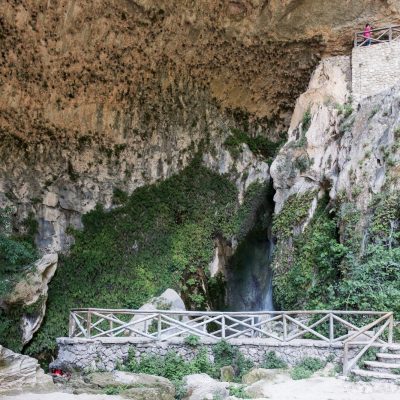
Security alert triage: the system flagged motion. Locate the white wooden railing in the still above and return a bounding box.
[354,25,400,47]
[69,309,395,375]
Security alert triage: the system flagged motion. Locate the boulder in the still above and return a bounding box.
[244,371,290,399]
[183,373,229,400]
[242,368,289,385]
[0,345,54,394]
[1,253,58,344]
[127,288,186,337]
[220,365,235,382]
[83,371,175,400]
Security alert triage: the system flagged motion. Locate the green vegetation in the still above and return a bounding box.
[272,190,400,319]
[262,351,287,369]
[335,102,353,118]
[224,128,287,163]
[25,161,266,361]
[123,341,252,398]
[273,197,346,309]
[0,208,39,352]
[290,357,325,380]
[103,385,128,395]
[272,191,316,240]
[302,109,312,133]
[184,334,201,347]
[212,340,253,380]
[228,385,248,398]
[125,348,214,381]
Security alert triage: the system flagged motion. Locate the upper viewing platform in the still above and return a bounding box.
[352,25,400,104]
[354,25,400,47]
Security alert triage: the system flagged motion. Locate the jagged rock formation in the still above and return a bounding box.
[0,253,58,347]
[270,54,400,309]
[0,345,54,393]
[1,0,399,253]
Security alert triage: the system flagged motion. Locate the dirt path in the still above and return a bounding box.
[2,378,399,400]
[259,377,400,400]
[0,394,122,400]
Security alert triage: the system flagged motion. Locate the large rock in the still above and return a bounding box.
[83,371,175,400]
[1,253,58,345]
[128,289,186,337]
[242,368,290,385]
[183,373,229,400]
[0,345,54,394]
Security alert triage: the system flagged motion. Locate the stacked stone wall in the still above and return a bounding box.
[53,338,356,372]
[352,41,400,104]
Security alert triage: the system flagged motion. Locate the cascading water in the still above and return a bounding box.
[225,184,275,312]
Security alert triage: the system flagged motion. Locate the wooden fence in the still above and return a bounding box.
[68,309,395,375]
[354,25,400,47]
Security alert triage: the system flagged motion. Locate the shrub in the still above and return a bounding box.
[125,347,214,382]
[290,357,325,380]
[262,351,287,369]
[224,128,287,163]
[229,385,248,398]
[213,340,253,380]
[184,334,201,347]
[302,109,312,133]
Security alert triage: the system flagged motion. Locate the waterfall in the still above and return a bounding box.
[226,232,274,311]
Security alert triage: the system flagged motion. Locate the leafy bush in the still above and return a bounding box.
[25,160,269,361]
[212,340,253,380]
[262,351,287,369]
[229,385,248,398]
[0,208,39,352]
[302,110,312,133]
[184,334,200,347]
[224,128,287,163]
[290,357,325,380]
[125,347,214,381]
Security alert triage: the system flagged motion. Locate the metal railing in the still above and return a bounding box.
[354,25,400,47]
[68,308,395,375]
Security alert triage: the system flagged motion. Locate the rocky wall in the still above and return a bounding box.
[53,338,354,372]
[352,41,400,104]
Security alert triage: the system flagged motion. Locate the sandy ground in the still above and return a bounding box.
[0,394,123,400]
[264,377,400,400]
[1,378,399,400]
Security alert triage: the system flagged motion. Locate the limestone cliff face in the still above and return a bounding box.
[1,0,400,252]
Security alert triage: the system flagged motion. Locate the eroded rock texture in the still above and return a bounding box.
[1,0,399,252]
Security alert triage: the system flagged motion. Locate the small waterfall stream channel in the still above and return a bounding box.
[226,183,275,312]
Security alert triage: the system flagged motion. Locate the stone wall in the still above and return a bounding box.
[352,41,400,104]
[53,338,356,372]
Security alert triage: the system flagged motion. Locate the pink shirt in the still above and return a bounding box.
[364,26,372,38]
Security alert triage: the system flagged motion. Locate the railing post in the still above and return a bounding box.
[354,32,358,48]
[69,312,75,337]
[389,26,393,42]
[283,314,287,342]
[157,314,161,341]
[329,313,334,344]
[343,342,349,376]
[388,313,394,345]
[87,311,92,338]
[222,315,226,339]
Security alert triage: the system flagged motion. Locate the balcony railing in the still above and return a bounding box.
[354,25,400,47]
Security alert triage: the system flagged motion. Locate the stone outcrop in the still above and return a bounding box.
[182,373,229,400]
[0,253,58,345]
[0,345,54,394]
[79,371,175,400]
[271,54,400,232]
[1,0,399,253]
